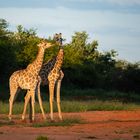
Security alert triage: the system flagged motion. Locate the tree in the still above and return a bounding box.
[0,19,16,81]
[83,40,99,61]
[0,19,11,39]
[64,31,99,67]
[12,25,40,68]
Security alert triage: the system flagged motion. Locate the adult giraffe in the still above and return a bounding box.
[39,33,64,121]
[9,40,54,121]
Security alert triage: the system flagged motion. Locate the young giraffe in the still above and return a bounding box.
[9,40,53,121]
[39,33,64,121]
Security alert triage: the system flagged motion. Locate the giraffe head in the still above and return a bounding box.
[37,40,53,50]
[53,33,64,46]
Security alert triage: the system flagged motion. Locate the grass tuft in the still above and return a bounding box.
[36,135,48,140]
[0,132,4,134]
[32,117,83,127]
[84,136,98,139]
[133,134,140,139]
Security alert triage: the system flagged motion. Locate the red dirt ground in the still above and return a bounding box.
[0,111,140,140]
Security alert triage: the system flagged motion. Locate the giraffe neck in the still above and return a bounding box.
[27,46,45,75]
[41,56,57,73]
[39,56,57,85]
[39,48,63,85]
[54,48,64,70]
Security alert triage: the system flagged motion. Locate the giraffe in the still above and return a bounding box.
[9,40,54,121]
[39,33,64,121]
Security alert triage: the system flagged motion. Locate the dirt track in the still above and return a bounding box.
[0,111,140,140]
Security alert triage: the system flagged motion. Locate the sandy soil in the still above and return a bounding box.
[0,111,140,140]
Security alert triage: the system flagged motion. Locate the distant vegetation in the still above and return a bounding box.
[0,18,140,101]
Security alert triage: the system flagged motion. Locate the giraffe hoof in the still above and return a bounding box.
[22,115,25,120]
[8,115,12,121]
[43,116,46,120]
[60,117,63,121]
[50,118,54,122]
[21,119,27,123]
[32,116,35,121]
[50,119,55,122]
[59,115,63,120]
[50,117,54,122]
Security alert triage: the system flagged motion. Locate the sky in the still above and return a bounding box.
[0,0,140,62]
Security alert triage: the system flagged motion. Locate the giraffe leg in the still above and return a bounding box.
[37,79,46,120]
[56,80,62,120]
[56,71,64,120]
[22,90,31,120]
[49,81,55,121]
[31,90,35,121]
[9,84,18,120]
[9,94,15,120]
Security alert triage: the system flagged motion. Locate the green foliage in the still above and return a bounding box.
[64,31,87,67]
[112,62,140,92]
[0,19,10,38]
[12,25,40,67]
[0,19,140,102]
[0,19,17,81]
[64,31,99,67]
[0,19,8,29]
